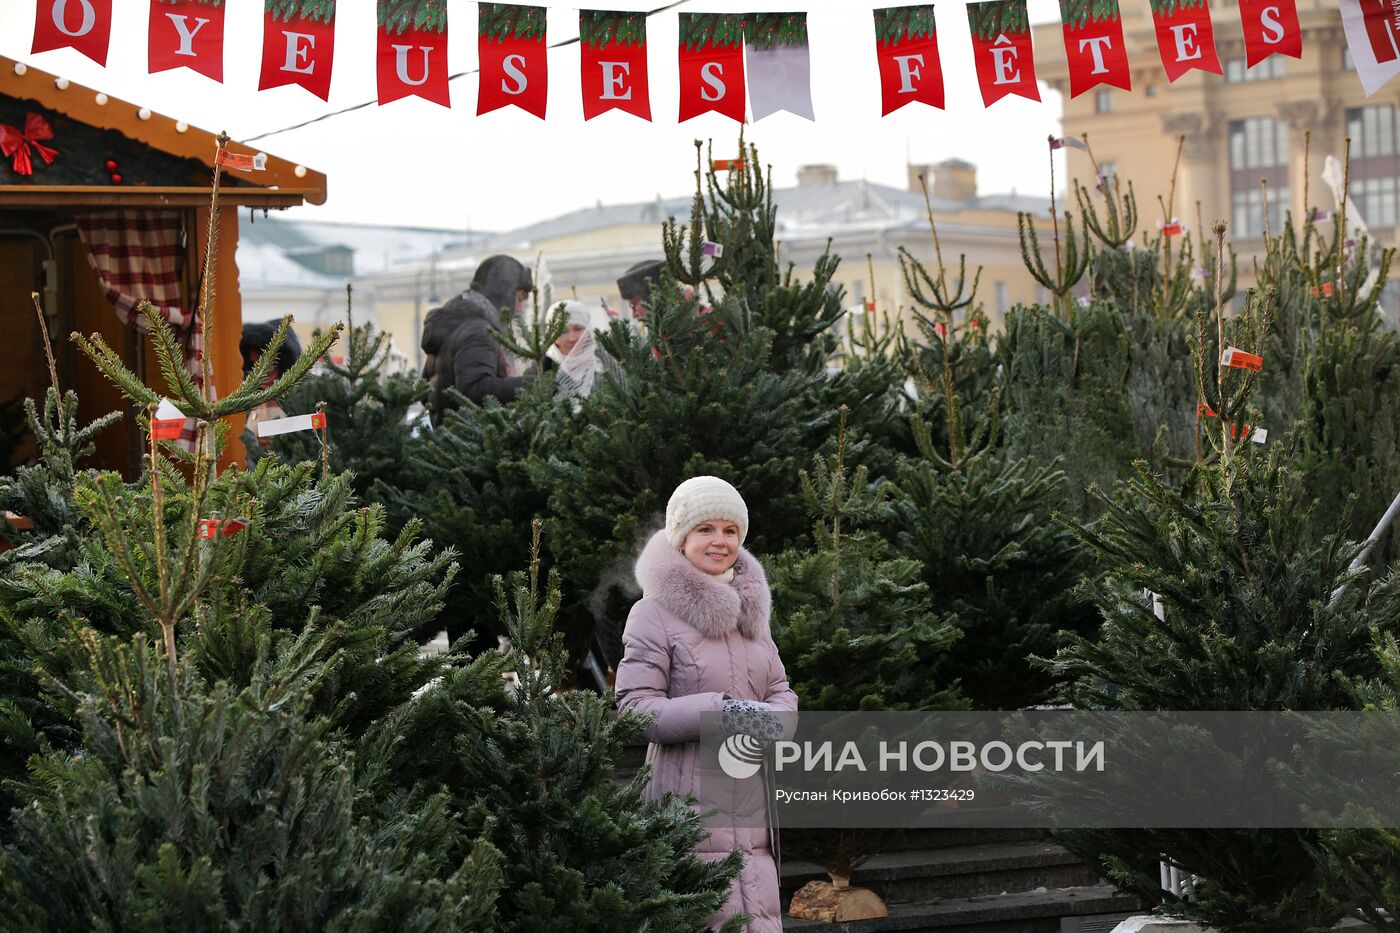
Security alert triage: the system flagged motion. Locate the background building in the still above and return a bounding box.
[1033,0,1399,268]
[239,159,1052,367]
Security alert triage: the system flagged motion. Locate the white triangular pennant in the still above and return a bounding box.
[745,42,814,121]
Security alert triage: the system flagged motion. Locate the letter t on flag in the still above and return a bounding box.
[1059,0,1130,96]
[32,0,113,66]
[874,5,944,115]
[376,0,451,106]
[966,0,1040,106]
[148,0,225,81]
[678,13,746,122]
[580,10,651,120]
[259,0,336,101]
[478,3,548,118]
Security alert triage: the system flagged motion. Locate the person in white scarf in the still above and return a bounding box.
[545,300,623,400]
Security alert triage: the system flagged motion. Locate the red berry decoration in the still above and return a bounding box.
[109,173,123,185]
[104,159,117,172]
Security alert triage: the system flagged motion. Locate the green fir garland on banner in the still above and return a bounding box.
[158,0,222,7]
[579,10,647,49]
[266,0,335,24]
[966,0,1030,41]
[1059,0,1121,28]
[744,12,808,50]
[678,13,745,51]
[479,3,546,42]
[377,0,446,35]
[1148,0,1206,13]
[873,5,936,46]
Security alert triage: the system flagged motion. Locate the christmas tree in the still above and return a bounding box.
[1041,275,1392,930]
[252,290,431,501]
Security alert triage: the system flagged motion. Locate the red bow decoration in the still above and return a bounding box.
[0,113,59,177]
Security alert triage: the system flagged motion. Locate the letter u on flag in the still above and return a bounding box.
[967,0,1040,106]
[32,0,113,66]
[478,3,548,117]
[745,12,814,121]
[1059,0,1130,96]
[580,10,651,120]
[679,13,746,123]
[148,0,225,81]
[1150,0,1221,82]
[377,0,450,106]
[259,0,336,101]
[874,5,944,115]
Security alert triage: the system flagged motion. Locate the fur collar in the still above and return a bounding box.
[634,530,771,640]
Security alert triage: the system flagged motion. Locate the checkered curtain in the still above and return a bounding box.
[75,210,205,448]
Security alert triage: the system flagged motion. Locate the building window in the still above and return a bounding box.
[995,281,1008,315]
[1346,106,1400,227]
[1145,84,1158,97]
[1095,89,1114,114]
[1225,57,1285,83]
[1344,48,1355,71]
[1228,117,1290,237]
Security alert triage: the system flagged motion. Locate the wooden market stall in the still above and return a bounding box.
[0,54,327,475]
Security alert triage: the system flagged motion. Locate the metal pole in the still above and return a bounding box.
[1330,488,1400,607]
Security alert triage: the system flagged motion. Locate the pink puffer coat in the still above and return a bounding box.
[616,530,799,933]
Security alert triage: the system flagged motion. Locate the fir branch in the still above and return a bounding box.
[678,12,746,51]
[266,0,336,25]
[744,12,808,51]
[1148,0,1205,15]
[377,0,446,36]
[479,3,546,42]
[579,10,647,49]
[966,0,1030,41]
[1059,0,1120,29]
[874,5,936,46]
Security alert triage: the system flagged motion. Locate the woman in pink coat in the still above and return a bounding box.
[615,476,799,933]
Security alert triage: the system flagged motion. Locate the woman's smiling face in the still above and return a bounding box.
[682,520,741,575]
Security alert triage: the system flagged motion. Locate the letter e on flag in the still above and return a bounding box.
[259,7,336,100]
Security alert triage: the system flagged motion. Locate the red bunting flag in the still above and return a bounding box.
[259,0,336,101]
[1060,0,1130,97]
[148,0,224,81]
[967,0,1040,107]
[580,10,650,121]
[478,3,547,118]
[377,0,451,107]
[1238,0,1302,67]
[1150,0,1221,82]
[678,13,746,123]
[32,0,113,66]
[874,5,944,114]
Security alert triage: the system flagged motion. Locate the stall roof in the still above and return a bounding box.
[0,55,326,209]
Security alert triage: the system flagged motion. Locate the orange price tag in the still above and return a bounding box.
[711,158,745,171]
[1220,347,1263,372]
[311,412,327,430]
[216,150,267,173]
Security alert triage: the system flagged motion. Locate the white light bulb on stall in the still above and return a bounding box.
[54,77,69,90]
[137,108,152,121]
[95,93,108,105]
[13,63,27,76]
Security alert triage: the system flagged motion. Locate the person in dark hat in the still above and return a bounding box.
[616,259,666,321]
[240,321,303,379]
[421,254,535,424]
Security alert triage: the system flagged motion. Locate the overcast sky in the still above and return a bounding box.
[1,0,1067,233]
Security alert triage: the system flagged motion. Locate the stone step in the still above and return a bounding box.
[781,884,1141,933]
[780,841,1102,904]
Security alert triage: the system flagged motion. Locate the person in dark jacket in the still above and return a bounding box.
[616,259,666,321]
[240,321,303,377]
[421,255,534,424]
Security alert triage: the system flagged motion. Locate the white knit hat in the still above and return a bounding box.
[665,476,749,549]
